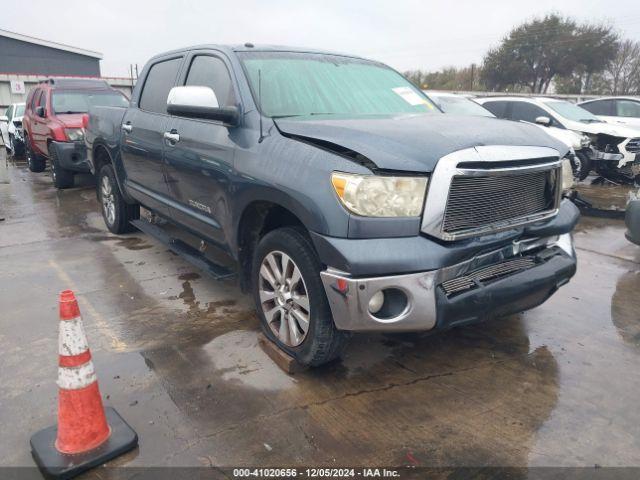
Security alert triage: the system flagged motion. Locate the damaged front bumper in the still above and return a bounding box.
[591,149,624,162]
[50,141,90,173]
[320,234,576,332]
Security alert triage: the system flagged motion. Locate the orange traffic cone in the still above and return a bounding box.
[30,290,137,479]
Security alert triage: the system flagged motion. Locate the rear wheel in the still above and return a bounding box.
[252,227,348,366]
[97,163,139,234]
[25,136,46,172]
[49,145,74,189]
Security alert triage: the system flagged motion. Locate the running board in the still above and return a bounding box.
[130,219,235,280]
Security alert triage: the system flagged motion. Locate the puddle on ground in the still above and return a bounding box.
[178,272,201,281]
[89,235,154,250]
[611,270,640,347]
[575,181,638,211]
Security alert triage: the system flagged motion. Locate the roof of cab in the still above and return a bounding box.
[148,44,372,62]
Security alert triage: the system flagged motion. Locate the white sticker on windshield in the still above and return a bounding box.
[392,87,427,106]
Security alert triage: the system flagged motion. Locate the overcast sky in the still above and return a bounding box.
[3,0,640,77]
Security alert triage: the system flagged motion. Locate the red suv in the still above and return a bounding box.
[23,78,129,189]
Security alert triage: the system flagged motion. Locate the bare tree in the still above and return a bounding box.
[606,39,640,94]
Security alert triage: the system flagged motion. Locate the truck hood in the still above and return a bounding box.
[55,113,85,129]
[275,114,568,172]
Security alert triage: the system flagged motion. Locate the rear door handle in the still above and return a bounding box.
[163,131,180,145]
[121,123,132,133]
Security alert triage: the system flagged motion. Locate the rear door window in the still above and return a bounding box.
[481,101,509,118]
[581,100,613,116]
[139,58,183,114]
[184,55,236,107]
[616,100,640,118]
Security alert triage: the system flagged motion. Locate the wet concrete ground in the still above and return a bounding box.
[1,151,640,476]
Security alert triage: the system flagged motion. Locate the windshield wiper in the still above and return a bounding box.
[271,112,335,119]
[581,118,603,123]
[56,111,86,114]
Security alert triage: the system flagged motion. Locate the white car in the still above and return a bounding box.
[0,103,26,157]
[477,96,640,181]
[431,93,588,179]
[578,97,640,129]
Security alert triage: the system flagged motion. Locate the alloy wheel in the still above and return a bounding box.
[101,175,116,226]
[258,250,310,347]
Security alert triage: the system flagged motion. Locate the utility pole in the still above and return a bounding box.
[470,63,476,91]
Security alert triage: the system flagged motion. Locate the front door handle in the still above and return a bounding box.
[121,123,132,133]
[163,131,180,145]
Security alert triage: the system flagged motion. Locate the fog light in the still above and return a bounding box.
[368,290,384,314]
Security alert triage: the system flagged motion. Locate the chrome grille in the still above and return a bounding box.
[441,256,537,297]
[627,138,640,154]
[442,169,558,235]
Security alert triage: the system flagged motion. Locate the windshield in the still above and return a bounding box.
[15,104,25,117]
[239,52,439,118]
[52,90,129,114]
[429,95,494,117]
[542,100,602,123]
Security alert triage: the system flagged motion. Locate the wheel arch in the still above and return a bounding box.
[93,143,135,203]
[235,200,309,292]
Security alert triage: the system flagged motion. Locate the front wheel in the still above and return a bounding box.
[252,227,348,367]
[97,163,139,234]
[572,151,592,181]
[25,137,46,172]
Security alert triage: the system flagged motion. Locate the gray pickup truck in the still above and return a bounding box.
[85,44,579,366]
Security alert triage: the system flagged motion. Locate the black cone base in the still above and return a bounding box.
[30,407,138,480]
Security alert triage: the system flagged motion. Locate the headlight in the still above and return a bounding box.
[331,172,428,217]
[65,128,84,142]
[561,158,575,192]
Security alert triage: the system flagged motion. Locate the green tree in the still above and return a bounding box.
[571,24,619,93]
[481,14,578,93]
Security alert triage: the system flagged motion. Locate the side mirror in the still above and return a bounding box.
[36,106,46,118]
[535,115,551,127]
[166,86,238,125]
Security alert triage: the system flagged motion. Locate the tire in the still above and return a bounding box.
[49,144,74,189]
[97,163,139,234]
[25,137,46,172]
[572,151,591,181]
[252,227,348,366]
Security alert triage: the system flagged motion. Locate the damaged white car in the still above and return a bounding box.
[478,97,640,183]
